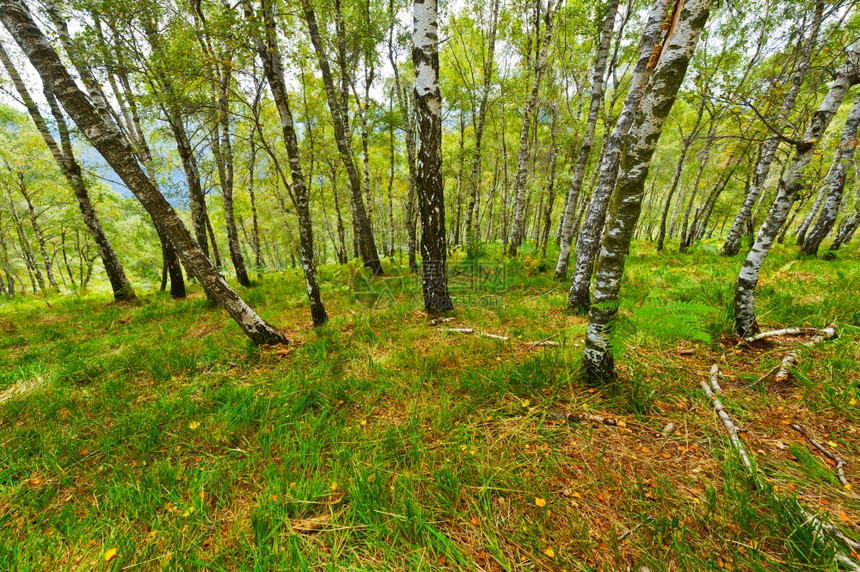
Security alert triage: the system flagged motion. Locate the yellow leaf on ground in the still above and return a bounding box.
[543,548,555,558]
[188,421,200,430]
[104,548,118,562]
[535,497,546,507]
[330,481,338,491]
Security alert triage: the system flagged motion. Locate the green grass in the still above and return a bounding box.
[1,240,859,570]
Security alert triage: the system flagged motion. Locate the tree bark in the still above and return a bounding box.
[413,0,453,313]
[302,0,383,276]
[734,45,860,334]
[554,0,619,274]
[583,0,711,383]
[246,0,328,326]
[567,0,671,312]
[0,42,136,301]
[721,0,824,256]
[508,0,561,257]
[464,0,500,247]
[0,0,288,344]
[800,90,860,255]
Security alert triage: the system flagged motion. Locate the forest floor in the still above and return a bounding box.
[1,239,859,571]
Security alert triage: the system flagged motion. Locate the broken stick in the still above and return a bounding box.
[700,364,753,472]
[791,423,851,490]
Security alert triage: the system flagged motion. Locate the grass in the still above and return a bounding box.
[0,239,859,570]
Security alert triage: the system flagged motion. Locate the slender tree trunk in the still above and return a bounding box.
[211,64,251,287]
[509,0,561,257]
[246,0,328,326]
[302,0,382,276]
[413,0,453,312]
[721,0,824,256]
[248,122,263,269]
[541,103,560,258]
[567,0,670,312]
[0,41,135,300]
[800,90,860,255]
[734,45,860,334]
[464,0,500,246]
[554,0,620,274]
[0,0,288,344]
[583,0,711,383]
[831,207,859,250]
[680,122,717,250]
[205,213,223,269]
[387,0,419,271]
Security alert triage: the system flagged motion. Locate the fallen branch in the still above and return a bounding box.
[700,364,753,472]
[531,340,560,347]
[428,317,455,326]
[445,328,509,340]
[774,351,799,383]
[445,327,561,346]
[701,366,860,568]
[564,412,627,428]
[745,327,825,343]
[791,423,851,490]
[560,411,667,439]
[618,516,654,542]
[804,327,838,346]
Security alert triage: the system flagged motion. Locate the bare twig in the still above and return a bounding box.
[791,423,851,490]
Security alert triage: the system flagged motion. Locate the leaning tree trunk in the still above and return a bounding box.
[246,0,328,326]
[554,0,619,275]
[413,0,453,313]
[583,0,711,384]
[734,45,860,335]
[463,0,499,246]
[540,103,560,258]
[387,0,419,271]
[211,64,251,287]
[721,0,824,256]
[800,90,860,256]
[508,0,561,257]
[831,208,860,250]
[0,41,134,300]
[566,0,671,313]
[0,0,288,345]
[656,124,696,252]
[302,0,382,276]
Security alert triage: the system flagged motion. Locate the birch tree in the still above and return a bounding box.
[0,0,288,345]
[799,90,860,256]
[0,41,135,301]
[734,43,860,335]
[413,0,453,312]
[554,0,619,276]
[508,0,560,257]
[583,0,712,383]
[301,0,383,276]
[244,0,328,326]
[720,0,824,256]
[566,0,670,313]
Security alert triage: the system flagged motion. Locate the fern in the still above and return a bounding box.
[633,299,719,345]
